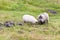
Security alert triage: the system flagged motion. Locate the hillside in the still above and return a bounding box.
[0,0,60,40]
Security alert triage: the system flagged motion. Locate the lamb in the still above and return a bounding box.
[38,12,49,24]
[22,14,38,24]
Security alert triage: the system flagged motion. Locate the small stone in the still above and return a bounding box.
[17,22,23,26]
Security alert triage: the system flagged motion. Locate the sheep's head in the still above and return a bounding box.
[38,14,46,24]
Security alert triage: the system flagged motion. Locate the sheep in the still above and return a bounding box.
[38,12,49,24]
[22,14,38,24]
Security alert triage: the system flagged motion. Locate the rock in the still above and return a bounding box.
[17,22,23,26]
[4,21,15,27]
[47,9,56,14]
[9,21,15,26]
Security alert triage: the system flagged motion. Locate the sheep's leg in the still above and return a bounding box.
[24,21,26,23]
[45,20,48,24]
[47,20,48,23]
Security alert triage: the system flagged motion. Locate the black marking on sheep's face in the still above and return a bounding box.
[40,21,45,24]
[39,16,43,19]
[38,20,45,24]
[39,20,48,25]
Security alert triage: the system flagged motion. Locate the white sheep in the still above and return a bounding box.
[38,12,49,24]
[22,14,38,24]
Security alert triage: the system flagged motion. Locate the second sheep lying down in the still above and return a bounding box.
[38,12,49,24]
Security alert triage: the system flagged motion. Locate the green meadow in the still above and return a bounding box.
[0,0,60,40]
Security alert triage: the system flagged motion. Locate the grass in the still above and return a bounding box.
[0,0,60,40]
